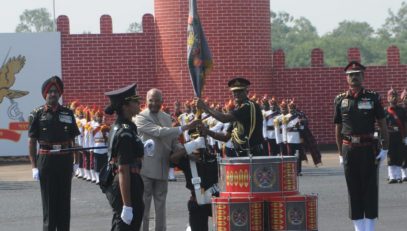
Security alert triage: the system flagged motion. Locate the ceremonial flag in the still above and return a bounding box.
[187,0,213,98]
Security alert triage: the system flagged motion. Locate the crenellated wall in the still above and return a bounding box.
[272,46,407,144]
[57,14,156,108]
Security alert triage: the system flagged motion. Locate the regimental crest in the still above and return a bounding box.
[287,206,305,226]
[231,208,248,227]
[253,166,276,188]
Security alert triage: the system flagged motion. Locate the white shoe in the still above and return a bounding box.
[77,168,84,178]
[353,219,365,231]
[85,170,92,181]
[90,170,97,182]
[185,224,191,231]
[365,218,376,231]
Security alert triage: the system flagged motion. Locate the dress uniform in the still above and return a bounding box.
[283,100,306,175]
[226,78,264,156]
[334,61,389,231]
[28,76,80,231]
[91,109,110,184]
[261,96,271,155]
[274,100,289,155]
[400,89,407,181]
[265,97,281,156]
[175,139,219,231]
[104,83,145,231]
[384,88,407,183]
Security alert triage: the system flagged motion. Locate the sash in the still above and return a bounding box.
[387,107,405,137]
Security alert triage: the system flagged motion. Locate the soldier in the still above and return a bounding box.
[261,95,271,155]
[170,133,219,231]
[28,76,80,231]
[222,100,236,157]
[168,100,183,181]
[103,83,145,230]
[195,77,264,156]
[90,109,110,184]
[283,100,307,176]
[178,101,195,143]
[266,97,281,156]
[274,100,289,155]
[75,105,87,178]
[334,61,389,231]
[384,88,407,183]
[400,89,407,181]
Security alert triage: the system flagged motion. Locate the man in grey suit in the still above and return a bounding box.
[134,88,202,231]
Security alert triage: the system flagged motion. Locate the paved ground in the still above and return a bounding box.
[1,153,407,230]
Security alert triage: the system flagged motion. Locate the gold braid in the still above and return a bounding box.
[231,101,256,144]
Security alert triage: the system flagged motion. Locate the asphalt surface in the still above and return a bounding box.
[1,154,407,231]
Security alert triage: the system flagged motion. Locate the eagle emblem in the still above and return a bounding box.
[0,55,27,104]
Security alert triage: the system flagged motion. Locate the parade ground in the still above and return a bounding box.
[1,152,406,231]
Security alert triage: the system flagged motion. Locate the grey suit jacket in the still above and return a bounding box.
[134,109,183,180]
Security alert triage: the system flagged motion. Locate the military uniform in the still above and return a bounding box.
[227,98,264,156]
[104,83,144,231]
[334,62,386,221]
[265,99,281,156]
[283,101,306,175]
[28,76,80,231]
[176,148,219,231]
[384,88,407,183]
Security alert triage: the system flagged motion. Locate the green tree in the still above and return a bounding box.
[381,1,407,39]
[15,8,54,32]
[127,22,142,33]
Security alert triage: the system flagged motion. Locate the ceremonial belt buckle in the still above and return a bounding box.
[351,136,360,144]
[52,145,62,150]
[191,177,201,185]
[394,126,399,131]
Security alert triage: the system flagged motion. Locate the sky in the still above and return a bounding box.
[1,0,404,35]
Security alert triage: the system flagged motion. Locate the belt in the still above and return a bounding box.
[287,127,299,132]
[38,149,71,155]
[342,134,373,143]
[114,167,140,175]
[387,126,400,132]
[266,125,275,131]
[342,140,372,147]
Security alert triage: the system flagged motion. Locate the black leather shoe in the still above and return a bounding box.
[403,177,407,182]
[388,179,398,184]
[397,179,403,184]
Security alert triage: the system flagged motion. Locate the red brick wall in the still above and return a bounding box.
[272,46,407,144]
[57,14,156,110]
[154,0,273,104]
[57,2,407,144]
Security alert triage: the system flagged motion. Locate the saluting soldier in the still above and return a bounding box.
[195,77,264,156]
[334,61,389,231]
[274,100,289,155]
[28,76,80,231]
[384,88,407,183]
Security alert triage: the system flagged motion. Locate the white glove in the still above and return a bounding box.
[376,149,388,166]
[339,156,344,166]
[404,137,407,145]
[144,139,155,157]
[184,137,206,155]
[121,205,133,225]
[32,168,39,181]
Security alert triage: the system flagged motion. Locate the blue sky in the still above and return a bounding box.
[2,0,403,35]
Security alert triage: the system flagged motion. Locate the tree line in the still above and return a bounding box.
[271,2,407,67]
